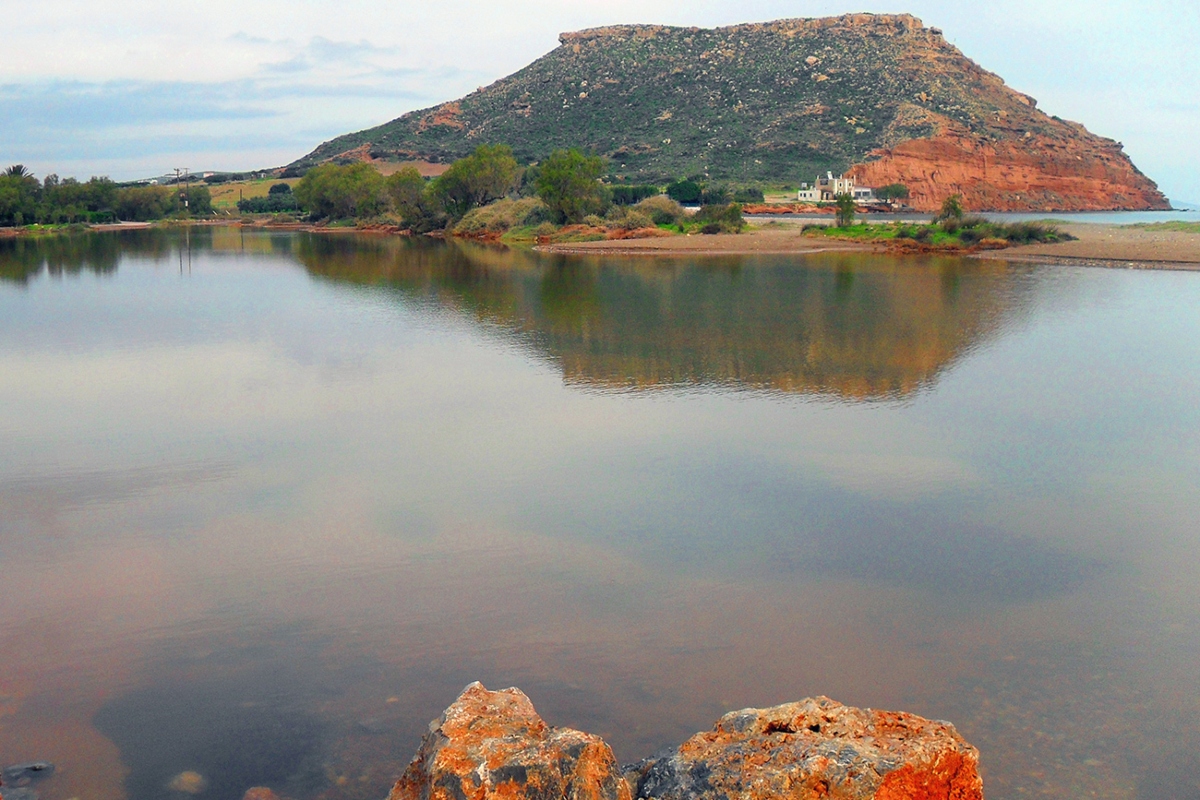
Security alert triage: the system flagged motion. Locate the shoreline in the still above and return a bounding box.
[5,219,1199,272]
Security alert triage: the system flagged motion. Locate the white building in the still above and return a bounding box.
[798,172,874,202]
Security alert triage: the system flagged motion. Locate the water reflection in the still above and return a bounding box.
[1,230,1199,800]
[294,235,1034,400]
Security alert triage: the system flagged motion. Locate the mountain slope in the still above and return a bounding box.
[295,14,1168,212]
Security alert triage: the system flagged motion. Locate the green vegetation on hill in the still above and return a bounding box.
[294,14,1104,185]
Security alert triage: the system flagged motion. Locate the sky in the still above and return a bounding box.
[3,0,1198,203]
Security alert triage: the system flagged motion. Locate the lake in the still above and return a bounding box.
[2,228,1199,800]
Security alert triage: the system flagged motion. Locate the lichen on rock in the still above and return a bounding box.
[386,682,630,800]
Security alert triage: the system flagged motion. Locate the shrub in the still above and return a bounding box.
[582,214,605,227]
[453,197,551,234]
[237,194,301,213]
[732,186,765,204]
[268,182,293,195]
[635,195,686,226]
[700,185,731,205]
[834,193,856,227]
[666,179,702,204]
[937,194,965,222]
[610,185,660,205]
[913,226,933,242]
[876,184,910,202]
[534,221,558,238]
[693,203,745,233]
[604,207,654,230]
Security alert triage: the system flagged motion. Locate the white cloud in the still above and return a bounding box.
[2,0,1197,196]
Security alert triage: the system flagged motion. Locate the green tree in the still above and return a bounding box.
[876,184,910,202]
[535,149,609,224]
[429,144,520,219]
[937,194,964,222]
[834,193,856,227]
[294,163,386,219]
[666,179,702,204]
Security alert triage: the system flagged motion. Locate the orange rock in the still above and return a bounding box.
[387,682,631,800]
[626,697,982,800]
[850,131,1169,213]
[241,788,281,800]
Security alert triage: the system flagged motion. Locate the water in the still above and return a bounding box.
[2,229,1200,800]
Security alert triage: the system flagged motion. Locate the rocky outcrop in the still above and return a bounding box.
[389,687,982,800]
[625,697,982,800]
[848,131,1168,213]
[386,682,630,800]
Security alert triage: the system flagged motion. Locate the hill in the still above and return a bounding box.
[293,14,1168,212]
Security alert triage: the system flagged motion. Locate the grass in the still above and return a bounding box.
[1133,221,1200,233]
[802,218,1072,249]
[207,178,300,211]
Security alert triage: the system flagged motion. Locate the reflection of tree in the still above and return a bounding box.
[297,237,1034,400]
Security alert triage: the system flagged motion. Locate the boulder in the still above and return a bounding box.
[386,682,631,800]
[624,696,982,800]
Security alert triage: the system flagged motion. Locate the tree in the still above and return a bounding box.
[535,149,610,224]
[294,163,386,219]
[937,194,964,222]
[4,165,31,178]
[429,144,520,219]
[385,167,443,232]
[876,184,910,202]
[268,182,293,195]
[834,193,856,227]
[666,179,702,204]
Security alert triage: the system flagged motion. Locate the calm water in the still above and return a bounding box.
[2,229,1199,800]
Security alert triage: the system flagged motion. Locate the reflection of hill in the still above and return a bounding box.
[295,235,1033,400]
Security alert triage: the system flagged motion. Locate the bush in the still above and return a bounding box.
[603,207,654,230]
[635,195,686,226]
[268,182,293,195]
[700,185,731,205]
[582,214,605,227]
[693,203,745,233]
[453,197,551,234]
[732,186,765,204]
[610,185,660,205]
[666,179,702,204]
[876,184,910,202]
[534,221,558,238]
[237,194,301,214]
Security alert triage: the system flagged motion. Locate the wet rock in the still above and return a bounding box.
[386,681,630,800]
[1,766,54,784]
[241,787,281,800]
[167,771,208,794]
[624,696,982,800]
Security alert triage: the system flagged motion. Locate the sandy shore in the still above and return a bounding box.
[997,223,1200,269]
[537,227,873,256]
[539,221,1200,270]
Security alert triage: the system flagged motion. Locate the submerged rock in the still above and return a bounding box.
[167,771,208,794]
[386,682,630,800]
[1,765,54,785]
[624,696,982,800]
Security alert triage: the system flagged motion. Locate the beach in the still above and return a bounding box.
[539,220,1200,269]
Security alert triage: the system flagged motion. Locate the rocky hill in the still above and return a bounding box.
[295,14,1168,212]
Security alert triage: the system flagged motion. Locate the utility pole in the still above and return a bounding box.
[174,168,191,213]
